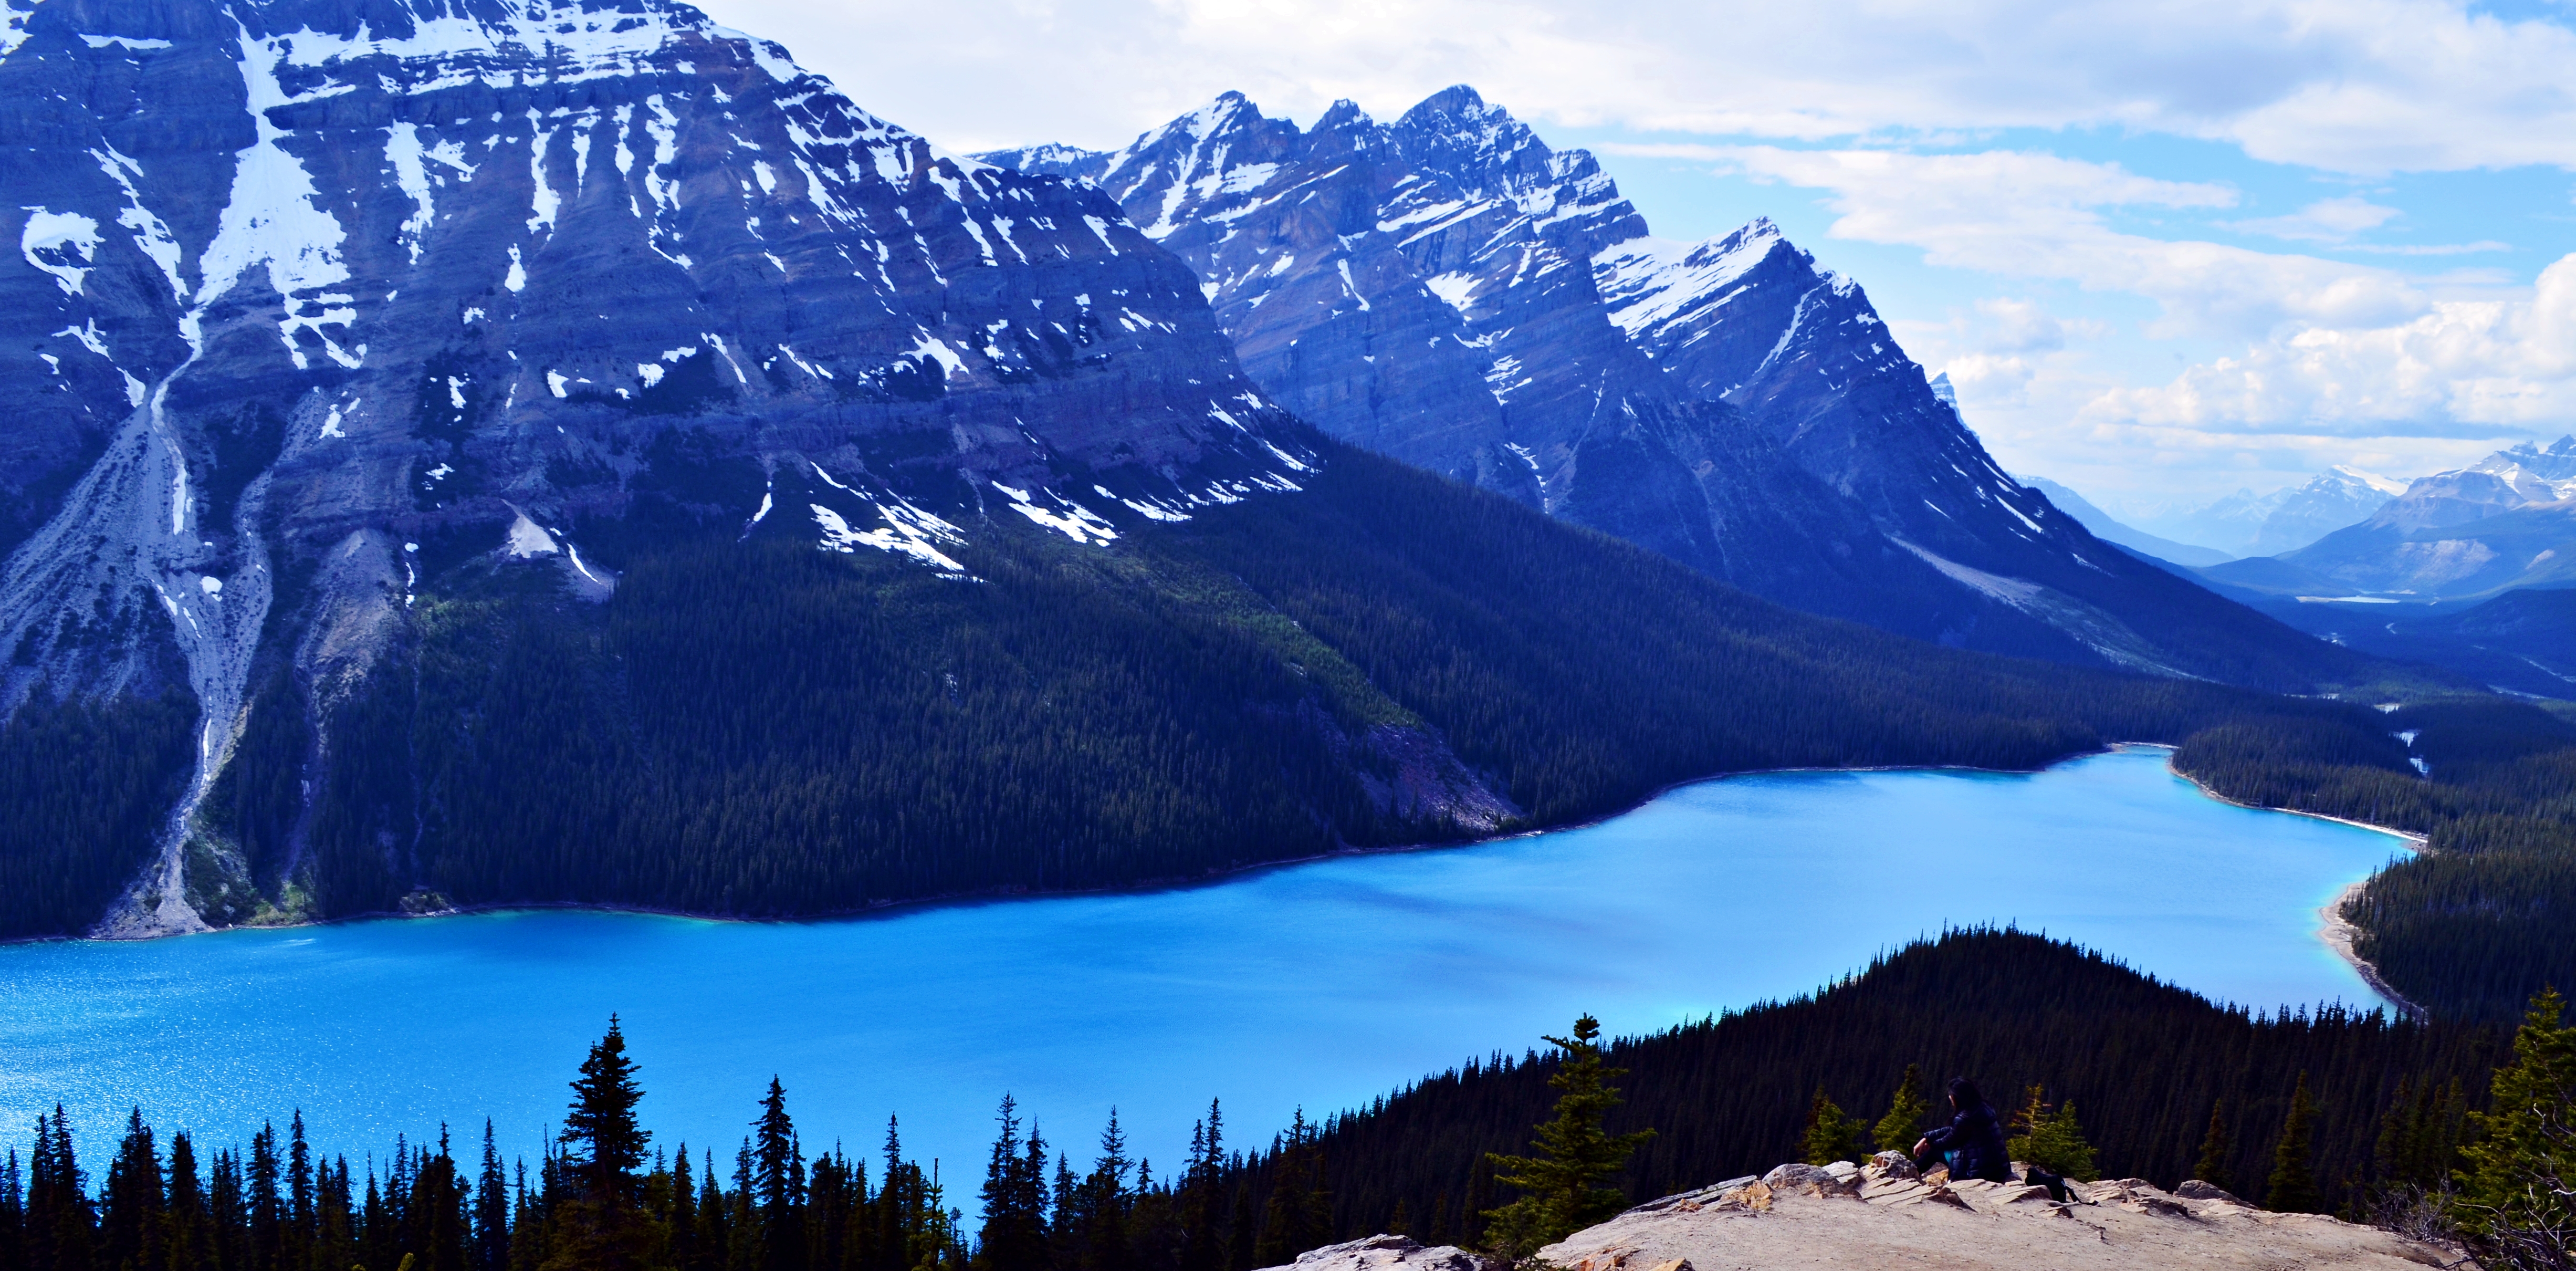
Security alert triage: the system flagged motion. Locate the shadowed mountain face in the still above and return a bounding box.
[0,0,1322,933]
[987,88,2359,689]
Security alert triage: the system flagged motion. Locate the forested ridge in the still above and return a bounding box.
[0,931,2515,1271]
[1214,929,2507,1244]
[2171,695,2576,1020]
[222,442,2394,932]
[7,436,2572,1030]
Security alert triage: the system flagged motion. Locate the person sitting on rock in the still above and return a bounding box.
[1913,1077,2011,1183]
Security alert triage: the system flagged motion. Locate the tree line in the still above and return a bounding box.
[16,929,2576,1271]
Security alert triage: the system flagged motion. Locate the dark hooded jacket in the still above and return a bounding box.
[1922,1101,2010,1182]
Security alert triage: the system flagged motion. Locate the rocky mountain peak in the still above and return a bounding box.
[988,87,2340,684]
[0,0,1318,933]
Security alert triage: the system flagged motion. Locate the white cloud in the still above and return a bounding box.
[2089,251,2576,435]
[2225,195,2400,243]
[1695,144,2427,339]
[699,0,2576,174]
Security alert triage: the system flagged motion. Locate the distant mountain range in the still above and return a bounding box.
[2114,467,2410,558]
[983,88,2350,685]
[2155,439,2576,696]
[2204,439,2576,603]
[2011,475,2235,567]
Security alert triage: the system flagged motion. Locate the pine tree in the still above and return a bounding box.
[1871,1065,1930,1155]
[289,1111,316,1270]
[2191,1100,2233,1190]
[477,1121,512,1271]
[249,1121,282,1271]
[32,1107,96,1271]
[2005,1086,2099,1181]
[1253,1111,1329,1267]
[2265,1071,2323,1213]
[98,1108,163,1271]
[751,1078,806,1271]
[547,1016,654,1270]
[976,1095,1048,1271]
[1180,1101,1226,1271]
[0,1149,25,1271]
[1800,1089,1865,1165]
[1480,1016,1656,1260]
[1074,1111,1132,1271]
[2456,988,2576,1258]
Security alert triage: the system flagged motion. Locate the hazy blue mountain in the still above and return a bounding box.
[2014,475,2236,567]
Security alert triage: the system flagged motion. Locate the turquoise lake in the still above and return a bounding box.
[0,746,2407,1185]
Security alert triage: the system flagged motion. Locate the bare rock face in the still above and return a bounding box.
[985,90,1967,637]
[991,90,2363,690]
[1567,1166,2456,1270]
[1250,1234,1498,1271]
[0,0,1320,934]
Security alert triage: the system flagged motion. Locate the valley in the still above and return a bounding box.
[1,0,2574,1266]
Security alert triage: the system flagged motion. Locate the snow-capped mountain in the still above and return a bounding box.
[2203,439,2576,602]
[0,0,1317,934]
[2139,466,2406,556]
[992,90,1902,619]
[990,88,2338,682]
[2257,467,2410,554]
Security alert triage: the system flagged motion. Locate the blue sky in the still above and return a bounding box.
[701,0,2576,517]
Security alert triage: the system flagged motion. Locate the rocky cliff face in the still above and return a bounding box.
[989,90,1907,623]
[0,0,1318,933]
[989,90,2352,685]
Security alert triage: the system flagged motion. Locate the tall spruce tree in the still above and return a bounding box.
[976,1096,1048,1271]
[1481,1016,1656,1260]
[1872,1066,1931,1155]
[751,1079,805,1271]
[477,1122,511,1271]
[2456,988,2576,1262]
[2191,1100,2233,1190]
[1179,1101,1226,1271]
[548,1016,653,1271]
[2265,1071,2323,1213]
[1253,1111,1329,1268]
[1799,1089,1865,1165]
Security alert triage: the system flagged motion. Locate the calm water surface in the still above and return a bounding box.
[0,747,2406,1180]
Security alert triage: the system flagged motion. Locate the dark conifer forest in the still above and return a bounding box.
[11,438,2576,1024]
[0,932,2509,1271]
[2172,696,2576,1020]
[191,442,2396,930]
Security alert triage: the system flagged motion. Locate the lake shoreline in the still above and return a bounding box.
[59,739,2418,1016]
[66,752,2102,946]
[2154,748,2429,1020]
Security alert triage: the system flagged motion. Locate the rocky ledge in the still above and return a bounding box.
[1261,1155,2458,1271]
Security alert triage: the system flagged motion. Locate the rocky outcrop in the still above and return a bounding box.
[1250,1235,1498,1271]
[988,90,2365,690]
[1537,1160,2456,1270]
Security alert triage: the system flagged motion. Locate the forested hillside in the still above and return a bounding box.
[2174,696,2576,1021]
[185,438,2395,935]
[1219,929,2506,1244]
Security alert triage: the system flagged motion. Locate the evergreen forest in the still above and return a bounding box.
[13,436,2576,1024]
